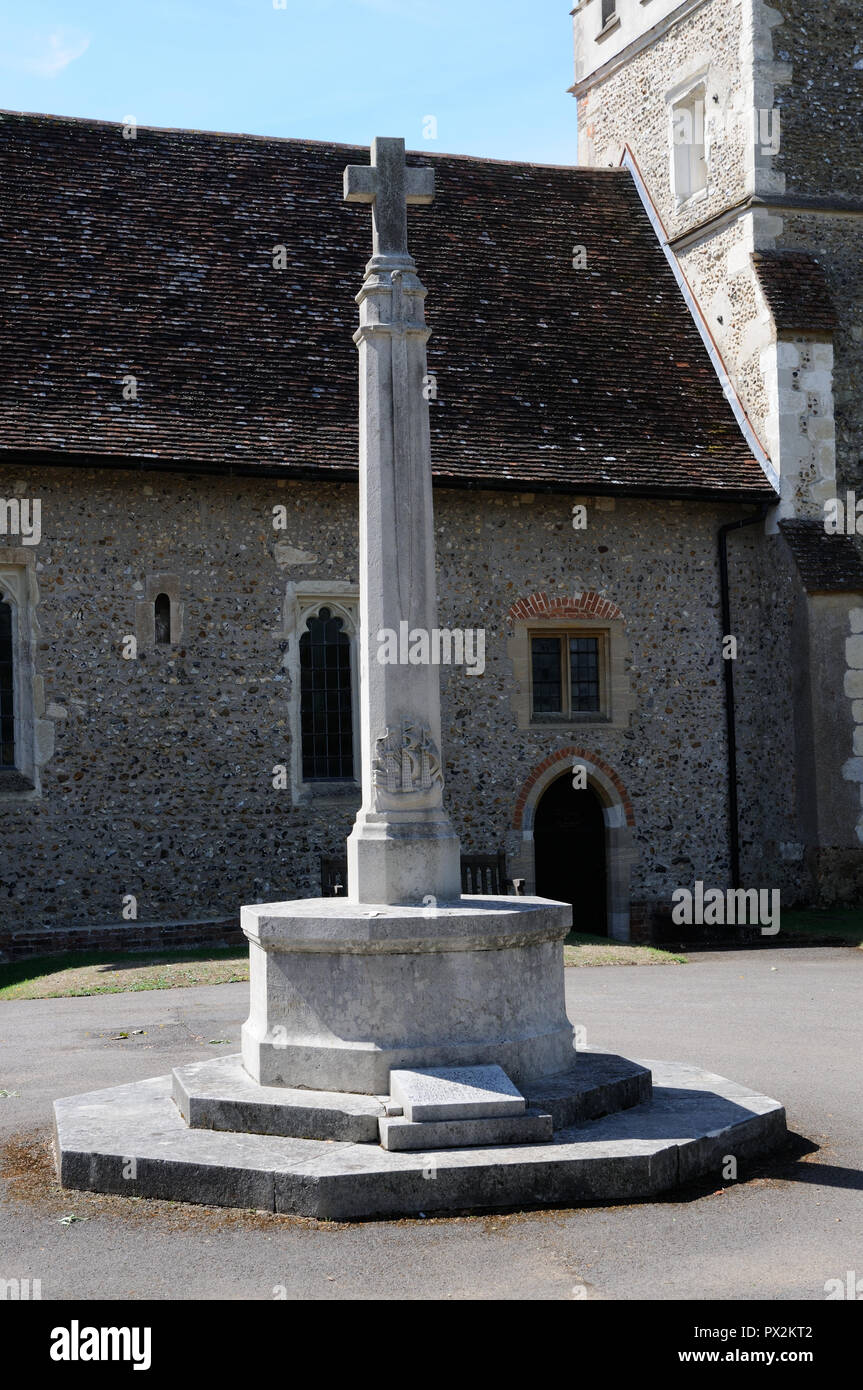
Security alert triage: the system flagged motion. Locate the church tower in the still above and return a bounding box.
[571,1,863,902]
[570,0,862,523]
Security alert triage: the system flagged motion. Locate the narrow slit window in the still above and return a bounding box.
[672,87,708,201]
[0,599,15,767]
[300,608,354,780]
[154,593,172,645]
[601,0,616,26]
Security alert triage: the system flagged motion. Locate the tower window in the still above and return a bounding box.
[300,607,354,780]
[601,0,617,27]
[671,86,708,202]
[154,593,172,645]
[0,599,15,767]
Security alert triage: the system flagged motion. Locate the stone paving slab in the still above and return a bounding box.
[389,1064,525,1122]
[54,1058,787,1220]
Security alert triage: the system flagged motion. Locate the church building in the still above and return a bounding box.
[0,0,860,959]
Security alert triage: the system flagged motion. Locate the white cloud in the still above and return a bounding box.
[0,28,91,79]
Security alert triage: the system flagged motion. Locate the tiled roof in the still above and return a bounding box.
[752,251,838,337]
[779,518,863,593]
[0,112,775,499]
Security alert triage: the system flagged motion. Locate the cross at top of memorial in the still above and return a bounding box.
[344,137,434,261]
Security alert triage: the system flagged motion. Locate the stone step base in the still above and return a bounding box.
[379,1109,552,1151]
[54,1058,787,1221]
[171,1049,651,1143]
[172,1057,385,1143]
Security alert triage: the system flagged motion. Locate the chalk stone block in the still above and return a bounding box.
[390,1064,525,1123]
[379,1109,552,1152]
[844,671,863,699]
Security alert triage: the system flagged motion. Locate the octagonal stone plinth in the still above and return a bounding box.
[54,1055,788,1220]
[240,895,574,1094]
[172,1050,652,1143]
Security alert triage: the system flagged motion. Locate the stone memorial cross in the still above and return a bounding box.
[343,138,461,906]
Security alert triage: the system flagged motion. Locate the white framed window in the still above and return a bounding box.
[0,556,50,796]
[283,581,360,804]
[598,0,620,37]
[299,606,355,780]
[670,83,708,204]
[0,591,18,769]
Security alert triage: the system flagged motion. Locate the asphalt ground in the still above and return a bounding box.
[0,947,860,1301]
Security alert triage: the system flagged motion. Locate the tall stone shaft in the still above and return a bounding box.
[343,138,461,905]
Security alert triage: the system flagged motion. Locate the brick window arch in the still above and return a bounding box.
[507,591,623,625]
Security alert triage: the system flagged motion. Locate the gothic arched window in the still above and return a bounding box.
[154,593,172,645]
[299,607,354,780]
[0,598,15,767]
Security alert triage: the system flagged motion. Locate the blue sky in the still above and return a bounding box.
[0,0,579,163]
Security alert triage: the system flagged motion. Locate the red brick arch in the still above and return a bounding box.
[513,747,635,831]
[507,591,623,624]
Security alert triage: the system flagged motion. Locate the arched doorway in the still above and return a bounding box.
[534,772,607,935]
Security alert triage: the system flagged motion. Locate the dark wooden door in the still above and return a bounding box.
[534,773,607,935]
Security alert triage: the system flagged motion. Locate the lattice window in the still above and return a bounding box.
[530,631,605,719]
[531,636,564,713]
[300,608,354,780]
[570,636,601,712]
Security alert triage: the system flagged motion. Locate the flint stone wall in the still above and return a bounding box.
[0,464,811,952]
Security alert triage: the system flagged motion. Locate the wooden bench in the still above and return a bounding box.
[460,852,509,896]
[320,851,512,897]
[319,855,348,897]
